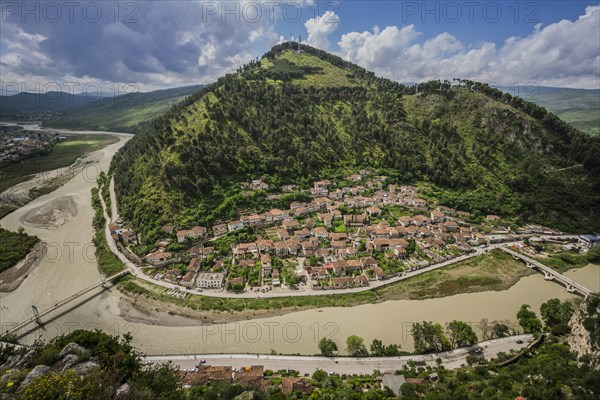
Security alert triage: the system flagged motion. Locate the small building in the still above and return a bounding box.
[343,213,369,227]
[144,251,174,267]
[228,220,244,232]
[212,224,228,236]
[579,235,600,249]
[281,377,313,395]
[120,229,138,244]
[176,226,207,243]
[261,254,272,278]
[197,272,225,289]
[181,270,198,288]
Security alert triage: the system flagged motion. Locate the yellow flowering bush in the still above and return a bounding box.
[20,370,84,400]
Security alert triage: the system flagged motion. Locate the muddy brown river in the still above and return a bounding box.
[1,129,598,355]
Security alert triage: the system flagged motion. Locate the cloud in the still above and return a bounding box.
[304,11,340,49]
[0,0,285,91]
[337,6,600,88]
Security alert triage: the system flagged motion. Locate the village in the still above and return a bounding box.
[0,125,62,163]
[108,170,535,296]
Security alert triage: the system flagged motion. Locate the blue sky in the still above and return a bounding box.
[1,1,599,93]
[277,1,600,46]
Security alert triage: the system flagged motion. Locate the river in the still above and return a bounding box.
[1,130,598,355]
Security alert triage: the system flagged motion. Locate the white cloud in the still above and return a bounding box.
[0,0,287,92]
[337,6,600,88]
[304,11,340,49]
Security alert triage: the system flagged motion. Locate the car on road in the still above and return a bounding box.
[195,360,206,367]
[516,340,524,344]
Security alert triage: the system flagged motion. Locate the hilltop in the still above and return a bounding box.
[111,43,600,236]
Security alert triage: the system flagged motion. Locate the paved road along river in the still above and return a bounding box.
[1,128,598,356]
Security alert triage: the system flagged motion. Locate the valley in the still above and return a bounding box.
[0,40,599,399]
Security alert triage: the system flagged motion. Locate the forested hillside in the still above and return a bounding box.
[111,43,600,237]
[43,85,203,134]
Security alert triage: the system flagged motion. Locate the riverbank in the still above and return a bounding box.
[0,242,46,292]
[0,132,118,219]
[116,249,535,325]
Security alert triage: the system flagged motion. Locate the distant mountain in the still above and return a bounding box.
[0,85,204,134]
[43,85,204,134]
[500,86,599,137]
[111,43,600,236]
[0,91,91,117]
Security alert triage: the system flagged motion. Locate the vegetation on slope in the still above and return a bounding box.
[0,228,39,273]
[91,186,125,276]
[501,86,600,137]
[111,43,600,237]
[43,85,204,134]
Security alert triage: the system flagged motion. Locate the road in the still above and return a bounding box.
[104,178,518,298]
[105,177,579,300]
[144,335,533,375]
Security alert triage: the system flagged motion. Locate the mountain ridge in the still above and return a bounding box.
[111,43,600,238]
[0,85,205,134]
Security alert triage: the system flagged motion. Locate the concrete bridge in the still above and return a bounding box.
[2,269,129,337]
[501,247,592,298]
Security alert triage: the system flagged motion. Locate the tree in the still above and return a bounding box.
[517,304,542,334]
[407,239,417,255]
[370,339,385,356]
[383,344,401,356]
[318,338,338,357]
[446,320,478,349]
[312,369,328,383]
[540,298,575,330]
[492,322,510,338]
[346,335,368,357]
[479,318,491,340]
[412,322,450,353]
[586,246,600,263]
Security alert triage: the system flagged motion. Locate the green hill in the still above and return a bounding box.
[0,92,90,117]
[111,43,600,236]
[501,86,600,137]
[42,85,204,134]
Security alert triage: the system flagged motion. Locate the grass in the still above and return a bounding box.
[0,134,119,193]
[91,187,125,276]
[533,251,591,273]
[376,249,532,300]
[274,51,360,88]
[0,228,39,273]
[118,250,532,313]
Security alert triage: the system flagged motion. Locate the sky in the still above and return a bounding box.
[1,0,599,95]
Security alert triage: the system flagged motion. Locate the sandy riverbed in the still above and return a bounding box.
[19,196,78,229]
[1,127,598,356]
[0,242,47,292]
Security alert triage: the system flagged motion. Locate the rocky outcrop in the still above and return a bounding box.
[116,383,130,397]
[567,305,599,361]
[20,365,50,387]
[1,349,36,370]
[58,342,88,358]
[59,354,80,372]
[71,361,100,375]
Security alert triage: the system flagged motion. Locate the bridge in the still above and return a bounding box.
[501,247,592,298]
[3,269,129,337]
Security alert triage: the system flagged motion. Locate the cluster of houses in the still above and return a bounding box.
[179,365,312,394]
[0,125,61,163]
[135,173,493,293]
